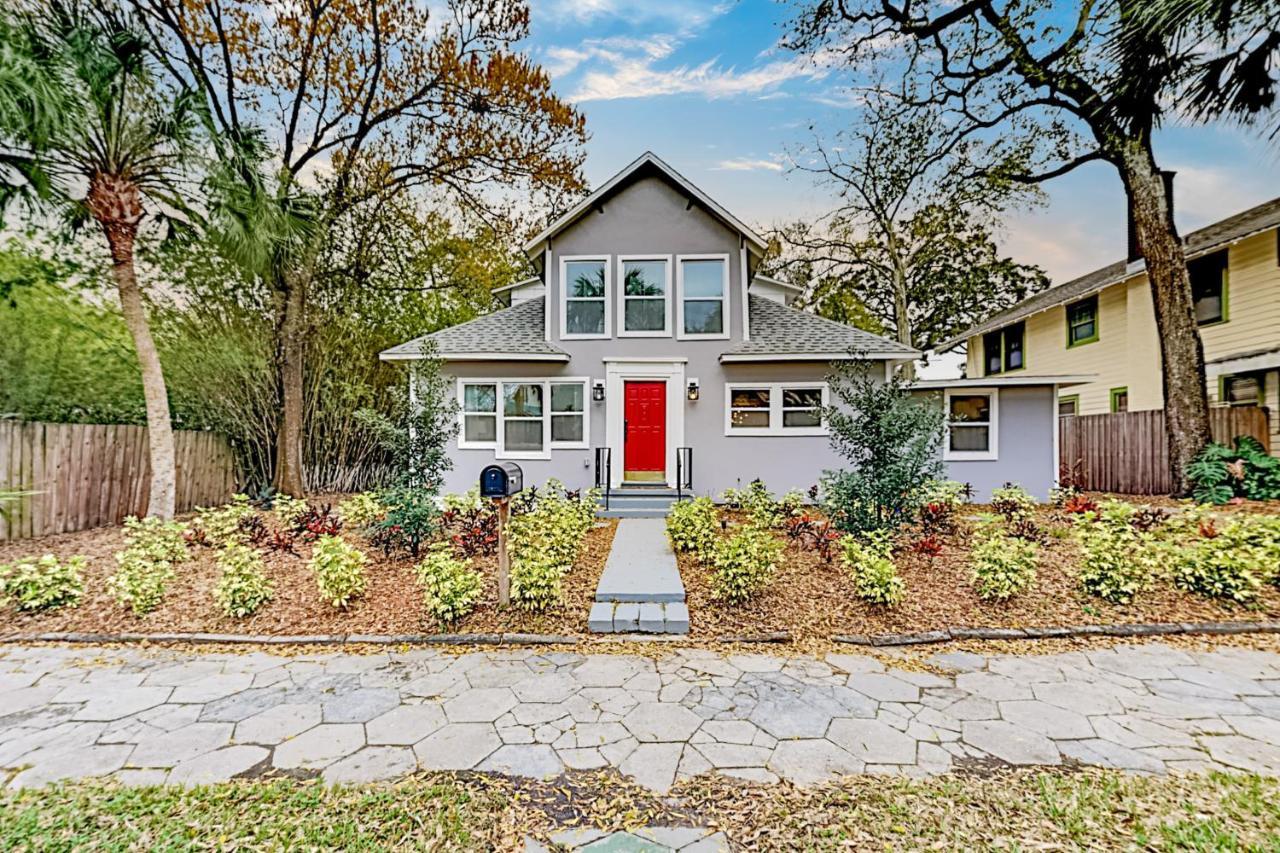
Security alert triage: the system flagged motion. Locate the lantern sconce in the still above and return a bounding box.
[686,378,700,402]
[592,380,606,403]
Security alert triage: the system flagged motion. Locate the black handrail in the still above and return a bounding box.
[594,447,611,511]
[676,446,693,499]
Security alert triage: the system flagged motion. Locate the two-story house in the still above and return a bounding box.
[941,196,1280,453]
[383,153,1082,501]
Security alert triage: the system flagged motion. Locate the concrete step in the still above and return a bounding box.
[598,508,671,519]
[589,601,689,634]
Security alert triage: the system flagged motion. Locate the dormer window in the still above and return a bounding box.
[561,257,610,339]
[677,255,729,339]
[619,256,671,336]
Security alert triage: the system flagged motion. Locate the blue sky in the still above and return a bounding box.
[526,0,1280,285]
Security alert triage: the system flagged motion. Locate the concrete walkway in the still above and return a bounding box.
[590,518,688,633]
[3,642,1280,790]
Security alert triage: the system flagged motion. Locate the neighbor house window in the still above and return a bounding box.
[1058,395,1079,417]
[1110,387,1129,413]
[458,379,589,457]
[619,257,670,335]
[1190,250,1228,325]
[1066,296,1099,347]
[562,258,608,338]
[983,322,1025,375]
[678,256,729,338]
[1221,374,1261,406]
[725,383,828,435]
[944,389,997,460]
[460,383,497,447]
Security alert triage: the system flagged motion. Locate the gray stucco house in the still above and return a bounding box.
[382,153,1083,501]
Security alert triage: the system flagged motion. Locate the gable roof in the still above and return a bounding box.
[720,295,919,362]
[379,298,568,362]
[523,152,769,258]
[938,195,1280,352]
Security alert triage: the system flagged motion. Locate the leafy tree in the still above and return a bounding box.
[0,2,203,518]
[786,0,1225,493]
[135,0,588,496]
[775,100,1047,358]
[821,358,945,534]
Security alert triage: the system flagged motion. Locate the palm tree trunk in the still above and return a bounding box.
[1119,142,1213,495]
[90,174,177,518]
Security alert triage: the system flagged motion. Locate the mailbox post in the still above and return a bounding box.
[479,462,523,606]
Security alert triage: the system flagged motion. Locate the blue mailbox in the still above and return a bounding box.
[480,462,524,498]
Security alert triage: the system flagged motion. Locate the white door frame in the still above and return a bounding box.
[604,359,686,489]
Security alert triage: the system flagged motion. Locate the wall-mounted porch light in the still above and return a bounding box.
[686,378,700,401]
[592,380,606,402]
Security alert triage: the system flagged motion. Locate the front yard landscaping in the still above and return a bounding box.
[2,769,1279,850]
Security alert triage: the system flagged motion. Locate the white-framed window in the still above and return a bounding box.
[943,388,998,461]
[457,378,590,458]
[617,255,671,336]
[724,382,828,436]
[677,254,730,339]
[560,256,610,339]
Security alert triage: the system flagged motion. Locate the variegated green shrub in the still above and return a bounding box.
[415,544,483,625]
[841,532,904,607]
[309,535,368,609]
[666,497,720,560]
[0,554,85,611]
[214,544,273,617]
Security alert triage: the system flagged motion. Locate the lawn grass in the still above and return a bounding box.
[2,769,1279,851]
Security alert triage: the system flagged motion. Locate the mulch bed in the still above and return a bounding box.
[677,501,1280,642]
[0,501,617,639]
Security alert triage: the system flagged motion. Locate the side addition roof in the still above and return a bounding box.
[937,195,1280,352]
[379,298,569,362]
[720,295,920,362]
[523,152,769,258]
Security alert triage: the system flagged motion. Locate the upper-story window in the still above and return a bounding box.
[1190,250,1227,326]
[618,256,670,336]
[982,322,1024,375]
[561,257,610,339]
[1066,295,1099,347]
[677,255,729,339]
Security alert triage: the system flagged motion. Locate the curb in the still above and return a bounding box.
[833,619,1280,648]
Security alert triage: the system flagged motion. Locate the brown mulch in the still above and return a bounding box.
[677,502,1280,642]
[0,502,617,639]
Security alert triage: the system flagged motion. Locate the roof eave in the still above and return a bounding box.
[382,351,570,363]
[720,351,919,363]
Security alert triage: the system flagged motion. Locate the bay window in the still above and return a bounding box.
[944,389,997,460]
[458,378,589,457]
[678,255,729,338]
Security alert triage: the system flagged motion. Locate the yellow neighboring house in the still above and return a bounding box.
[940,196,1280,452]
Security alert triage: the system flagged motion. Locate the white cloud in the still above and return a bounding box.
[714,157,784,172]
[535,0,731,29]
[569,52,832,102]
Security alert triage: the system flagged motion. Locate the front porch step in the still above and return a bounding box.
[589,601,689,634]
[597,490,685,518]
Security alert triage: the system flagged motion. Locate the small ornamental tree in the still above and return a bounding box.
[821,358,944,534]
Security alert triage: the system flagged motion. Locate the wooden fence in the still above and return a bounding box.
[0,421,237,541]
[1060,406,1272,495]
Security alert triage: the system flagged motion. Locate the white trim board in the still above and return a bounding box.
[559,254,612,340]
[675,253,731,341]
[615,254,673,338]
[942,386,999,461]
[604,360,686,490]
[723,381,830,437]
[456,376,591,460]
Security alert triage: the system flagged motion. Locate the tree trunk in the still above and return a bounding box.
[1118,142,1213,495]
[890,245,915,379]
[273,274,307,497]
[88,173,177,518]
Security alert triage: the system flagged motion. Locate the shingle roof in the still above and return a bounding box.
[379,298,568,361]
[939,195,1280,351]
[721,295,919,361]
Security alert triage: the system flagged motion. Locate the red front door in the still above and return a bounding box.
[624,381,666,478]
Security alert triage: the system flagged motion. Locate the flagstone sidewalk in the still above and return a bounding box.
[3,641,1280,791]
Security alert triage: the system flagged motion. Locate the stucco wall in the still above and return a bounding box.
[931,386,1058,501]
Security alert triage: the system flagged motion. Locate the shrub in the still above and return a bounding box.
[990,484,1036,521]
[122,515,189,564]
[265,528,298,554]
[1048,484,1080,507]
[214,544,273,617]
[917,479,970,508]
[441,488,483,513]
[506,482,599,612]
[1172,514,1280,603]
[415,544,483,625]
[821,360,945,534]
[969,530,1037,601]
[371,486,437,557]
[308,535,368,609]
[841,532,904,607]
[107,550,176,614]
[1062,493,1099,515]
[271,495,310,529]
[710,525,784,603]
[194,495,255,546]
[338,492,386,529]
[294,504,343,542]
[1074,500,1162,604]
[510,554,567,612]
[0,554,85,611]
[440,505,499,557]
[722,480,785,528]
[1189,437,1280,504]
[666,497,720,559]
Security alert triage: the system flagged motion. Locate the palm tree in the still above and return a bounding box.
[0,2,202,518]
